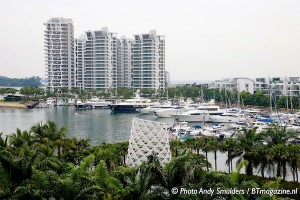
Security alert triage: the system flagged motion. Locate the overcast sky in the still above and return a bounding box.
[0,0,299,81]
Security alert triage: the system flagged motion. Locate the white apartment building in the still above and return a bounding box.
[44,18,74,91]
[44,18,169,91]
[132,30,166,90]
[74,35,86,89]
[165,71,170,87]
[84,28,117,90]
[117,37,133,88]
[210,77,300,96]
[256,77,300,96]
[210,78,255,94]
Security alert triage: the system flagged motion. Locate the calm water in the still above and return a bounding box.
[0,107,176,145]
[0,107,297,181]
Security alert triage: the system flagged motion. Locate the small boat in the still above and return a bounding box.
[46,97,56,107]
[56,98,67,106]
[68,98,75,105]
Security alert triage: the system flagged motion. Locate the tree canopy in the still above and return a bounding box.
[0,76,42,87]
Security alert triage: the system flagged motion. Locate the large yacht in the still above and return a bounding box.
[86,97,112,109]
[110,90,154,112]
[209,112,247,123]
[139,103,175,115]
[154,105,195,118]
[74,100,92,110]
[174,105,225,122]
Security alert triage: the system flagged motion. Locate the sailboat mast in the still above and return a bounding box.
[224,88,228,123]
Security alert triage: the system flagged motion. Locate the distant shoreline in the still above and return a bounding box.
[0,101,26,108]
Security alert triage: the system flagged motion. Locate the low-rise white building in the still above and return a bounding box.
[210,77,255,94]
[211,76,300,96]
[256,77,300,96]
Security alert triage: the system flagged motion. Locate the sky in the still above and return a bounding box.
[0,0,299,81]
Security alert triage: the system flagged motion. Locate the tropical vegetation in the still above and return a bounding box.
[0,121,299,199]
[0,76,41,87]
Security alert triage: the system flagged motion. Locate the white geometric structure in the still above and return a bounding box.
[126,118,172,167]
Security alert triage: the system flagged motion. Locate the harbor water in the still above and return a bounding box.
[0,107,177,144]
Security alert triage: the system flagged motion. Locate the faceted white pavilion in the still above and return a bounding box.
[126,118,172,167]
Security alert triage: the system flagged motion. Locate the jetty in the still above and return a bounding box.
[24,101,40,109]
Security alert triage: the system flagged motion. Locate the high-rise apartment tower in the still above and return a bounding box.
[84,28,117,90]
[74,35,86,89]
[44,18,74,91]
[132,30,166,90]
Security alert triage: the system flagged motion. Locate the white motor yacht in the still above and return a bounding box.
[56,98,66,106]
[46,97,56,107]
[209,112,247,123]
[173,105,225,122]
[110,90,154,112]
[86,97,111,109]
[75,100,91,110]
[154,105,195,118]
[139,102,173,114]
[68,98,75,105]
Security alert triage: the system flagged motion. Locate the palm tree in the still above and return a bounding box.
[13,168,59,199]
[165,151,207,188]
[287,144,300,183]
[261,123,296,146]
[260,124,296,179]
[63,138,91,165]
[236,127,259,176]
[255,145,275,178]
[198,137,212,171]
[0,132,9,149]
[31,121,74,159]
[9,129,34,149]
[33,144,62,172]
[136,153,168,198]
[169,139,184,157]
[221,138,240,173]
[209,137,221,171]
[273,144,290,180]
[95,143,122,172]
[30,121,49,144]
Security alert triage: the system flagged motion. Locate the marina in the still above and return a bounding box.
[0,105,299,182]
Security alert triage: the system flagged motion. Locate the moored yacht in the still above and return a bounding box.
[209,112,247,123]
[139,99,172,114]
[173,105,225,122]
[46,97,56,107]
[110,90,154,112]
[56,98,67,106]
[154,105,194,118]
[86,97,112,109]
[75,100,92,110]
